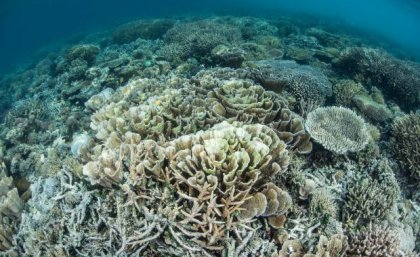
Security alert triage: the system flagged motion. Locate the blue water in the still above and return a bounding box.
[1,0,419,74]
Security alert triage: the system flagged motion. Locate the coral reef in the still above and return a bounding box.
[0,14,419,257]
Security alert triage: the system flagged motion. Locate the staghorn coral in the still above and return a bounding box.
[308,188,338,235]
[342,170,399,227]
[305,106,370,154]
[391,112,420,181]
[14,169,180,257]
[347,225,400,257]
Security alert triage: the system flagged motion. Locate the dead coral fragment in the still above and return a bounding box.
[305,106,370,154]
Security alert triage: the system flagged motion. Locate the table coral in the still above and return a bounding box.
[305,106,370,154]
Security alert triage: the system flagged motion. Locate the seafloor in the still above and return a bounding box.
[0,15,419,257]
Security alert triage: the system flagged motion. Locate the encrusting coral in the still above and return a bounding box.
[305,106,370,154]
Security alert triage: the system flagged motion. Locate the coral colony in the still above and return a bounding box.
[0,16,419,257]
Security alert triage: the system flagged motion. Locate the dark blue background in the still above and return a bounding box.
[1,0,419,74]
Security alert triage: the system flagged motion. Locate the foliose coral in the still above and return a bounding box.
[84,121,291,251]
[66,44,100,65]
[272,234,347,257]
[305,106,370,154]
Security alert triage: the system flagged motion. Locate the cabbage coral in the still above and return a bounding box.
[305,106,370,154]
[83,121,291,253]
[165,121,290,249]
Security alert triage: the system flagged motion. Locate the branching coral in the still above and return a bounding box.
[391,112,420,181]
[112,19,175,44]
[342,171,399,227]
[252,60,332,109]
[305,106,370,154]
[160,20,242,63]
[347,225,400,257]
[333,47,420,110]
